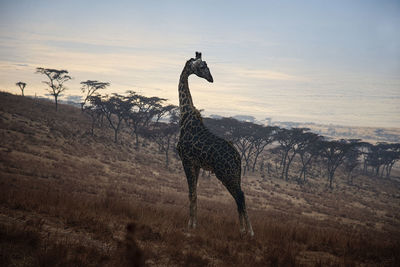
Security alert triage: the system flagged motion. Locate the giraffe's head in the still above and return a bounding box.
[190,52,213,83]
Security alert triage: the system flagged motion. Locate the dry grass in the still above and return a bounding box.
[1,91,400,266]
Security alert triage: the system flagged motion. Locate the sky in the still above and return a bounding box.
[0,0,399,128]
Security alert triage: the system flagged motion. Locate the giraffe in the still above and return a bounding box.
[176,52,254,236]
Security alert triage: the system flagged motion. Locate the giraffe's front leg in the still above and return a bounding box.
[182,161,200,229]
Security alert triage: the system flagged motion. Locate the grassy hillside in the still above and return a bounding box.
[0,92,399,266]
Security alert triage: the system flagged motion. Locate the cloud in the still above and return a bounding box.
[239,69,307,81]
[213,63,308,82]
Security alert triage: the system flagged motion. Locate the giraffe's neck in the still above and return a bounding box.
[178,61,195,116]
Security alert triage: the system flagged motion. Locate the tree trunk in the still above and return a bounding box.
[284,161,290,181]
[329,172,333,189]
[252,150,263,172]
[380,166,385,177]
[114,129,118,143]
[285,153,296,181]
[363,159,368,174]
[251,156,257,172]
[387,163,394,178]
[135,133,139,149]
[165,137,170,168]
[91,119,95,136]
[100,114,104,128]
[299,167,305,182]
[281,151,288,179]
[55,95,58,111]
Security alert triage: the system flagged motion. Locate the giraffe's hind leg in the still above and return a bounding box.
[220,178,254,236]
[182,162,200,229]
[235,188,254,237]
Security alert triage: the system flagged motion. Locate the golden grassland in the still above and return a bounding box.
[0,92,399,266]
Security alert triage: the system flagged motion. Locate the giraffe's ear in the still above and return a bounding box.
[195,52,202,60]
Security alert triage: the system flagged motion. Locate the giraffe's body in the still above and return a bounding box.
[177,52,254,236]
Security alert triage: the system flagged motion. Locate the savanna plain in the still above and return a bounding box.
[0,92,399,266]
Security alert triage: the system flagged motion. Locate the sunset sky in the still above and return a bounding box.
[1,0,399,127]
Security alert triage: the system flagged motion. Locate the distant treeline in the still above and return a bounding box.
[81,90,400,189]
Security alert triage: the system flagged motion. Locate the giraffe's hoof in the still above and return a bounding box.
[239,228,246,236]
[249,230,255,237]
[239,228,254,238]
[187,219,197,229]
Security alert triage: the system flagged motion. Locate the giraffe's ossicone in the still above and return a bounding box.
[177,52,254,236]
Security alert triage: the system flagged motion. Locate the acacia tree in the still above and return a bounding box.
[145,106,179,168]
[284,128,311,181]
[124,91,167,148]
[367,143,400,178]
[297,132,322,183]
[359,142,373,174]
[153,104,176,124]
[85,95,104,136]
[250,125,276,173]
[275,128,310,180]
[275,128,294,179]
[320,139,358,189]
[80,80,110,111]
[367,143,385,176]
[16,82,26,96]
[343,140,363,185]
[36,68,71,111]
[231,121,257,176]
[91,94,131,143]
[384,143,400,178]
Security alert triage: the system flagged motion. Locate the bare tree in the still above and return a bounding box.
[36,68,72,111]
[80,80,110,111]
[16,82,26,96]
